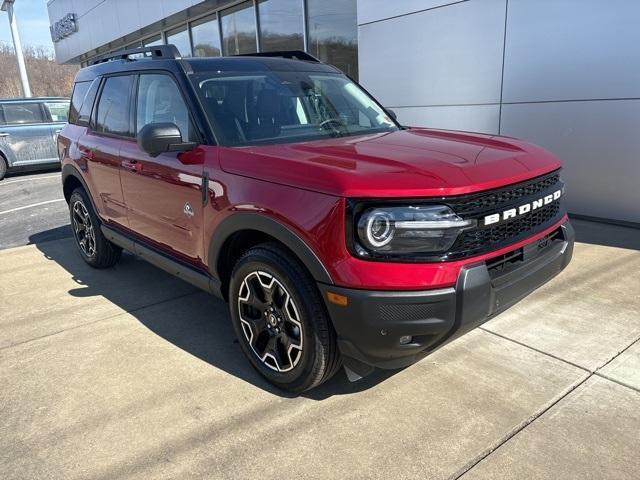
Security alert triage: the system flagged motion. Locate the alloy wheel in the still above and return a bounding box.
[237,271,303,372]
[72,200,96,257]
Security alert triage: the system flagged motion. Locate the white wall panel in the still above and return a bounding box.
[393,105,499,135]
[501,100,640,223]
[160,0,194,19]
[357,0,466,25]
[70,0,104,18]
[503,0,640,102]
[118,3,144,38]
[49,0,207,63]
[359,0,506,108]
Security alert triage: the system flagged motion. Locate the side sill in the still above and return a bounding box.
[101,224,223,299]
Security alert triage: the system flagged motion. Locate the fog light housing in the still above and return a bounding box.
[399,335,413,345]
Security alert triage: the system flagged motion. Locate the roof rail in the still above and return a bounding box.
[91,45,180,65]
[235,50,320,63]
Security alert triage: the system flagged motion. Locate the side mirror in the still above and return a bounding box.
[386,109,398,121]
[138,122,197,157]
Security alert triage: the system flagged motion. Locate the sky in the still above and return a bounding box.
[0,0,54,51]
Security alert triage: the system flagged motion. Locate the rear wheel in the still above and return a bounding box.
[229,244,341,393]
[69,188,121,268]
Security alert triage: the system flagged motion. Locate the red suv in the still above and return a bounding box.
[58,46,574,392]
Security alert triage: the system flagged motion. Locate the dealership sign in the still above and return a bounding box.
[50,13,78,42]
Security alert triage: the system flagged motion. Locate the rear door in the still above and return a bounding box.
[0,102,58,166]
[119,72,205,265]
[77,75,134,226]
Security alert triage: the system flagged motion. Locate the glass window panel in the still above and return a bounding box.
[166,25,192,57]
[258,0,304,52]
[307,0,358,79]
[77,78,101,127]
[190,70,397,146]
[44,101,70,122]
[191,14,221,57]
[143,35,163,47]
[221,1,257,55]
[136,74,194,141]
[1,103,45,124]
[96,75,133,136]
[68,81,91,125]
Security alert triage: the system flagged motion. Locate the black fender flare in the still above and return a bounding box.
[61,164,100,213]
[208,213,334,285]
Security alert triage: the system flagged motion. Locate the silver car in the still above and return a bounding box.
[0,97,70,180]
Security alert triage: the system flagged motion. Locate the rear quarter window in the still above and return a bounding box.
[45,102,70,122]
[69,81,91,124]
[68,78,101,127]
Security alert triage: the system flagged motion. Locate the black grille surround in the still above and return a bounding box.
[347,169,566,262]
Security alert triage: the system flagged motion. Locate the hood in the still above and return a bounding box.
[219,128,562,198]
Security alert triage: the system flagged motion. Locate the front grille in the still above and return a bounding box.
[450,202,561,258]
[452,172,560,217]
[442,170,564,260]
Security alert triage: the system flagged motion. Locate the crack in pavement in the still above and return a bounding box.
[450,329,640,479]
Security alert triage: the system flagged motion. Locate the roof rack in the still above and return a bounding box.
[91,45,180,65]
[234,50,320,63]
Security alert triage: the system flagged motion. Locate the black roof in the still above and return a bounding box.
[75,46,340,83]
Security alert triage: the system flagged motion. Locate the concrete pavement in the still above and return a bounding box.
[0,220,639,479]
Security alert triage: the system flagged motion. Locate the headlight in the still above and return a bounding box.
[354,204,476,258]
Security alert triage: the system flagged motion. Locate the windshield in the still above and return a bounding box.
[190,71,398,146]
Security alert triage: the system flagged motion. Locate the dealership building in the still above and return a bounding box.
[47,0,639,225]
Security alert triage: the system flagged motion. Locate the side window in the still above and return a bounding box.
[136,74,195,141]
[44,102,70,122]
[78,78,101,127]
[96,75,134,137]
[1,103,46,125]
[68,81,91,124]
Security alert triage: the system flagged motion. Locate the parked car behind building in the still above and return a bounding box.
[0,97,69,180]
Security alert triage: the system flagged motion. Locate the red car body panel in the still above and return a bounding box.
[62,122,566,291]
[218,128,561,198]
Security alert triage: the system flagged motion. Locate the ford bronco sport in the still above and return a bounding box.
[58,46,574,392]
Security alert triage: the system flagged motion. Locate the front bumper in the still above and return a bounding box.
[319,221,575,377]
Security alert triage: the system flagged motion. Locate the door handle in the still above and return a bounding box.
[0,132,9,137]
[79,147,95,160]
[121,159,142,173]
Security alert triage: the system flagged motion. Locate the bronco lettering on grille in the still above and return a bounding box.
[482,189,563,226]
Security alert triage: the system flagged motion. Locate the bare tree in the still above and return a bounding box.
[0,44,78,98]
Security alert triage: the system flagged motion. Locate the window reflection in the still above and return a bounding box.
[143,35,163,47]
[191,14,221,57]
[307,0,358,79]
[167,25,192,57]
[258,0,304,52]
[221,1,257,55]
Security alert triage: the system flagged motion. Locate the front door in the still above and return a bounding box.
[120,73,204,266]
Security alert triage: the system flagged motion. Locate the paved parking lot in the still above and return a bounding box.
[0,214,639,478]
[0,170,69,250]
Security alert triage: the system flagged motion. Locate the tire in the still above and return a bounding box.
[69,187,122,268]
[0,155,7,180]
[229,243,341,393]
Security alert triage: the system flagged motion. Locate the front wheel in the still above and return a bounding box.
[0,155,7,180]
[229,244,341,393]
[69,188,122,268]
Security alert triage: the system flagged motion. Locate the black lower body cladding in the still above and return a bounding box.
[319,221,575,378]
